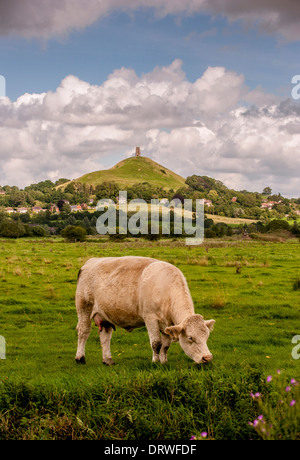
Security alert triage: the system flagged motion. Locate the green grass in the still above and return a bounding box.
[65,156,186,190]
[0,237,299,439]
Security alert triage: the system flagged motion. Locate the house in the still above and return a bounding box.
[261,202,271,209]
[159,198,168,205]
[232,197,237,202]
[5,207,15,214]
[261,201,278,210]
[32,206,43,213]
[70,205,82,212]
[17,207,29,214]
[204,199,213,207]
[0,189,5,195]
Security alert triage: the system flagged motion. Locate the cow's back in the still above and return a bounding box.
[76,256,157,328]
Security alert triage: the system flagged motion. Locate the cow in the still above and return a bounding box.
[75,256,215,365]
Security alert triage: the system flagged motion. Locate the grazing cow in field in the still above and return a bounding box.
[75,256,215,365]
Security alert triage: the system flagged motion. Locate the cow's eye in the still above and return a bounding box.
[188,336,193,343]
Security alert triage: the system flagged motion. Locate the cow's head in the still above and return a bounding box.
[165,314,215,364]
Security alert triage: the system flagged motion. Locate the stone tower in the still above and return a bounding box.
[135,147,141,157]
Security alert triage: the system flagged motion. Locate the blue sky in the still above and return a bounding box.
[0,1,300,197]
[1,11,298,101]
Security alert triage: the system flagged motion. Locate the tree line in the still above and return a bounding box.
[0,174,300,240]
[0,204,299,242]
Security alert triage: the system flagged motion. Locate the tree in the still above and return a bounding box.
[31,226,46,237]
[208,190,218,202]
[262,187,272,196]
[57,200,71,212]
[264,219,290,233]
[60,225,86,242]
[0,219,26,238]
[95,182,120,201]
[171,193,184,205]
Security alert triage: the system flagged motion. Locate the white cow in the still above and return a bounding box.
[75,256,215,365]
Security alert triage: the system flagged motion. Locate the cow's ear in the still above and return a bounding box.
[164,325,182,341]
[205,319,215,331]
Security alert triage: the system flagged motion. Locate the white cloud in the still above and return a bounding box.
[0,60,299,197]
[1,0,300,41]
[145,104,300,197]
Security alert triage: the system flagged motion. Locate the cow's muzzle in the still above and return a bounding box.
[195,354,213,364]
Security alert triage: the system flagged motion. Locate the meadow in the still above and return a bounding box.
[0,237,299,440]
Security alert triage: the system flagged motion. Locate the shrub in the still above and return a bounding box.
[205,229,216,238]
[291,222,300,237]
[293,278,300,291]
[60,225,86,242]
[264,219,290,233]
[0,219,26,238]
[31,226,46,237]
[204,218,214,229]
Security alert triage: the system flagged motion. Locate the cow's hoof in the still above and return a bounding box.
[103,358,115,366]
[75,356,86,364]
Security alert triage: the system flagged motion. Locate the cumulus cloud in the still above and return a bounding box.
[1,0,300,41]
[0,60,299,196]
[146,107,300,196]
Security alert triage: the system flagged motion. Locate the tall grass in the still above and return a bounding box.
[248,371,300,440]
[0,366,271,440]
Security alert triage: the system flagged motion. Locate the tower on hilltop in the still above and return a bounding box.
[135,147,141,157]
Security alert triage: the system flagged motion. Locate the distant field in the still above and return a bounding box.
[205,213,258,225]
[0,237,299,440]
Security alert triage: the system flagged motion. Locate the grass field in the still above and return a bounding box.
[0,237,299,440]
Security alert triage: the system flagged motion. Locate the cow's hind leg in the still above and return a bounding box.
[99,327,115,366]
[75,311,91,364]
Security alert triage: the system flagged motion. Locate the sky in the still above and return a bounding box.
[0,0,300,197]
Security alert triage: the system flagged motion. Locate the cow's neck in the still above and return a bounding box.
[167,272,195,325]
[171,307,194,325]
[170,293,195,325]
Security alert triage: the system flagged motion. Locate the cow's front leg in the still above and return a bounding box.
[159,333,171,364]
[145,317,162,363]
[99,327,115,366]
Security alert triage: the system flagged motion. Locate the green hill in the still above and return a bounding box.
[66,156,186,191]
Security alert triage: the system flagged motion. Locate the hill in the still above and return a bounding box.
[60,156,186,191]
